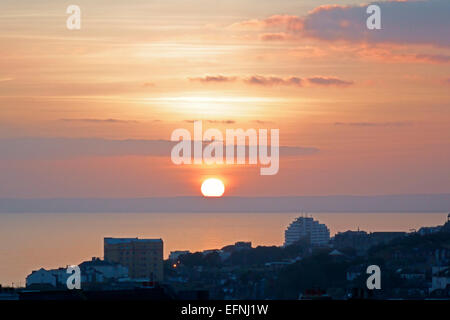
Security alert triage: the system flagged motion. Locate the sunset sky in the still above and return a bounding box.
[0,0,449,198]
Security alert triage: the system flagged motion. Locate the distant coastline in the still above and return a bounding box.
[1,194,449,213]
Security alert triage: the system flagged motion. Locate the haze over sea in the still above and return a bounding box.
[0,212,447,286]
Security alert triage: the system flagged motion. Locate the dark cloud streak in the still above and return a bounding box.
[60,118,140,124]
[0,138,319,160]
[334,121,413,127]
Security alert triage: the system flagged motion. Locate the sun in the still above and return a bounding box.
[201,178,225,197]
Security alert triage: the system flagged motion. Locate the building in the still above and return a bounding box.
[104,237,163,282]
[0,286,18,301]
[333,230,370,254]
[420,214,450,235]
[25,258,129,288]
[430,267,450,293]
[284,216,330,246]
[79,257,128,284]
[234,241,252,250]
[26,267,68,288]
[202,249,220,256]
[369,232,406,245]
[442,214,450,233]
[169,251,191,262]
[333,230,406,254]
[418,226,442,236]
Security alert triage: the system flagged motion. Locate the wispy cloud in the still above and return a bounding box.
[356,47,450,65]
[60,118,140,124]
[334,121,413,127]
[259,33,289,41]
[413,54,450,64]
[245,75,353,88]
[184,119,277,125]
[230,14,303,31]
[245,76,303,87]
[189,75,237,83]
[184,119,236,124]
[0,138,319,160]
[308,77,353,87]
[251,120,276,125]
[187,75,353,88]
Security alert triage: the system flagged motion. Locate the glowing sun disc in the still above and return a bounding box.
[201,178,225,197]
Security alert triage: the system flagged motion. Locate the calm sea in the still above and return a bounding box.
[0,212,447,286]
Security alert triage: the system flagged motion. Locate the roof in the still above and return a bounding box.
[79,258,120,268]
[104,237,162,245]
[329,249,343,256]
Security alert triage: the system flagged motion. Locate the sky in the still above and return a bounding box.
[0,0,449,198]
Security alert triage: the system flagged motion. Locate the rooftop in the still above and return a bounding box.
[104,237,163,245]
[79,257,122,268]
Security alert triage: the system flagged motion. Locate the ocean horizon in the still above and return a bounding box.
[1,211,447,286]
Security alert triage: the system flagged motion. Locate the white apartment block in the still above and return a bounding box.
[284,216,330,246]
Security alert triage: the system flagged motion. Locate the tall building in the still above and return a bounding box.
[284,216,330,246]
[104,237,163,282]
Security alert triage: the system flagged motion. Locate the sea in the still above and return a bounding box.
[0,212,447,286]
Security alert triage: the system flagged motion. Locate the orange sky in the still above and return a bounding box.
[0,0,449,197]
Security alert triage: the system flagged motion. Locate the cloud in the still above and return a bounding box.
[60,118,139,124]
[307,77,353,87]
[231,1,449,48]
[230,14,303,32]
[184,119,277,125]
[355,46,450,64]
[334,121,413,127]
[259,33,289,41]
[0,138,319,160]
[184,119,236,124]
[413,54,450,64]
[245,75,353,87]
[303,0,450,47]
[251,120,276,125]
[206,120,236,124]
[189,75,237,83]
[0,138,173,160]
[187,75,354,88]
[245,76,303,87]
